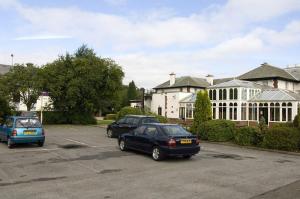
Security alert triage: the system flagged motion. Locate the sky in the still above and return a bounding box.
[0,0,300,88]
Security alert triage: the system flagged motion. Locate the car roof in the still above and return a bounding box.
[10,116,39,119]
[142,123,178,126]
[125,115,155,118]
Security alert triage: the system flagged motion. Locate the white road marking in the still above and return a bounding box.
[64,138,89,146]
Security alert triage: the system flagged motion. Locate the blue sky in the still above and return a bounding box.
[0,0,300,88]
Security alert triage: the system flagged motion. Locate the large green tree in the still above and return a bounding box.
[127,80,138,101]
[192,90,212,134]
[42,45,124,116]
[4,63,43,111]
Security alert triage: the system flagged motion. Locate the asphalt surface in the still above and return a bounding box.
[0,125,299,199]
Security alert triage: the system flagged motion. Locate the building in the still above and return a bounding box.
[149,63,300,125]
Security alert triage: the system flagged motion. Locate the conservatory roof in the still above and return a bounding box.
[209,79,264,89]
[180,93,196,103]
[249,89,300,102]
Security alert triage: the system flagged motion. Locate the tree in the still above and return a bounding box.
[4,63,43,111]
[127,80,138,102]
[42,45,124,118]
[192,90,212,134]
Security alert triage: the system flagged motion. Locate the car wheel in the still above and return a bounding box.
[119,139,126,151]
[107,129,113,138]
[183,155,192,159]
[152,146,164,161]
[38,141,44,147]
[7,138,13,149]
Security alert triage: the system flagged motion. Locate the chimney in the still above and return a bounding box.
[206,74,214,85]
[169,72,176,86]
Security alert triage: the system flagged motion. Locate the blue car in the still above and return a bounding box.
[118,123,200,161]
[0,116,45,148]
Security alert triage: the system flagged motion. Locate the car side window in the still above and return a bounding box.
[5,119,13,128]
[135,126,146,135]
[144,127,158,137]
[118,118,126,124]
[141,118,158,124]
[132,118,139,125]
[126,117,134,125]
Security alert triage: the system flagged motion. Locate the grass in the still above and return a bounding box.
[97,120,114,125]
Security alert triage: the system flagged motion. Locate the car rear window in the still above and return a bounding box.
[141,118,159,124]
[16,118,42,128]
[162,125,191,136]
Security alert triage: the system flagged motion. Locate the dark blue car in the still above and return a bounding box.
[0,116,45,148]
[118,123,200,161]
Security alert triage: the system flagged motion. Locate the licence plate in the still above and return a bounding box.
[24,131,36,135]
[180,139,192,144]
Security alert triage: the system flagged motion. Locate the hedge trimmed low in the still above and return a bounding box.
[262,127,300,151]
[38,111,96,125]
[198,120,235,142]
[234,126,261,146]
[116,106,143,119]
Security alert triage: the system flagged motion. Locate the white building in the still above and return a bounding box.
[149,63,300,125]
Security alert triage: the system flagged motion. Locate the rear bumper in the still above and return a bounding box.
[10,136,45,144]
[160,145,201,156]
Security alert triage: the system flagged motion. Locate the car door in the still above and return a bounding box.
[2,118,14,141]
[117,117,132,135]
[111,117,127,136]
[126,126,146,149]
[135,126,158,153]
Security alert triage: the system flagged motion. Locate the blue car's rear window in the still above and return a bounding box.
[16,118,42,128]
[162,126,190,136]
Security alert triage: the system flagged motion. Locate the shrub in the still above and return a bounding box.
[105,114,117,120]
[272,122,294,128]
[145,112,168,123]
[39,111,96,125]
[293,114,300,128]
[262,127,300,151]
[234,126,261,146]
[116,106,143,119]
[198,120,236,142]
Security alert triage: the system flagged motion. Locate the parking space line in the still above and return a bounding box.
[64,138,89,146]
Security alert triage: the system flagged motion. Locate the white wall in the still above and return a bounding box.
[16,96,52,111]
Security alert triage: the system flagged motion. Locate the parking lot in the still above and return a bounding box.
[0,125,299,199]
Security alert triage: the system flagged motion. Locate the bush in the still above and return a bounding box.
[104,114,117,120]
[293,114,300,128]
[145,112,168,123]
[198,120,236,142]
[116,106,143,119]
[39,111,96,125]
[262,127,300,151]
[234,126,261,146]
[272,122,294,128]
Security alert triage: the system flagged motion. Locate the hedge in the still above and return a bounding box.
[116,106,143,119]
[198,120,235,142]
[234,126,261,146]
[39,111,96,125]
[104,114,117,120]
[262,127,300,151]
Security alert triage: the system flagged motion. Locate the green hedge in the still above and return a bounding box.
[116,106,143,119]
[39,111,96,125]
[234,126,261,146]
[198,120,235,142]
[262,127,300,151]
[145,112,168,123]
[104,114,117,120]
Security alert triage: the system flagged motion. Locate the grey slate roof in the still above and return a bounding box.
[238,63,297,81]
[154,76,210,89]
[0,64,12,74]
[213,77,234,85]
[209,79,263,89]
[250,89,300,102]
[284,67,300,81]
[180,93,196,103]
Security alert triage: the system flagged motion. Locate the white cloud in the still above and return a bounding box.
[13,34,72,41]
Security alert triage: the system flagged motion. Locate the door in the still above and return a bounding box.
[2,118,14,141]
[259,107,269,125]
[135,126,157,153]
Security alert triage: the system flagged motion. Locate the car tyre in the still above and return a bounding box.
[107,129,113,138]
[183,155,192,159]
[38,141,44,147]
[152,146,164,161]
[119,139,127,151]
[7,138,13,149]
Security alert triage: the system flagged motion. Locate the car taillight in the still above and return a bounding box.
[167,138,176,148]
[42,129,45,136]
[196,138,200,145]
[12,130,17,136]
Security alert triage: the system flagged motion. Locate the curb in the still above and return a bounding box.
[201,141,300,156]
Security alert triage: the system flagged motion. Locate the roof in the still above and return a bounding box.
[125,115,155,118]
[209,79,263,89]
[213,77,234,85]
[250,89,300,102]
[180,94,196,103]
[284,67,300,81]
[154,76,210,89]
[238,63,297,81]
[0,64,12,74]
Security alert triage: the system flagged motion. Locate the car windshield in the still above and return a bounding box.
[141,118,159,124]
[16,118,42,128]
[162,125,191,136]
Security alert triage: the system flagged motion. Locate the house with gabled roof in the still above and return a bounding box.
[150,63,300,125]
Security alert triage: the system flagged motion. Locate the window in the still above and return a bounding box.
[223,89,227,100]
[241,103,247,120]
[229,89,233,100]
[212,103,216,119]
[179,107,185,119]
[144,127,158,136]
[209,90,212,99]
[158,107,162,116]
[187,87,190,92]
[248,103,257,121]
[234,88,238,99]
[5,118,14,128]
[270,103,280,121]
[229,103,233,120]
[118,118,126,124]
[282,103,287,121]
[186,103,193,119]
[141,118,159,124]
[219,103,227,119]
[134,126,146,135]
[288,103,292,121]
[219,89,223,100]
[15,118,42,128]
[249,103,253,120]
[213,90,216,100]
[242,88,247,100]
[162,126,190,136]
[229,103,237,120]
